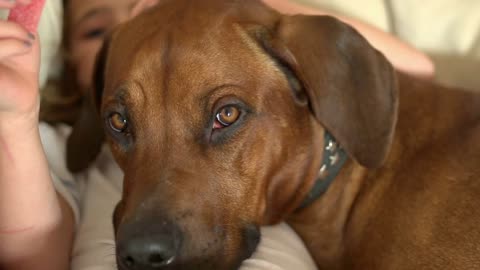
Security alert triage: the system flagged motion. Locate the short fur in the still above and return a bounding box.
[67,0,480,269]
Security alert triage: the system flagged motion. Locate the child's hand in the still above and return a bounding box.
[0,0,40,124]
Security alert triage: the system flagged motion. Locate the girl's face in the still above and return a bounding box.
[67,0,157,92]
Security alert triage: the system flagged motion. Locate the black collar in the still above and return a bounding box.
[297,132,348,210]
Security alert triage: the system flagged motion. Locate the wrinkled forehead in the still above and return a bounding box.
[102,0,279,91]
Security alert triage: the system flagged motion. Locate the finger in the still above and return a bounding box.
[0,20,34,42]
[0,37,32,60]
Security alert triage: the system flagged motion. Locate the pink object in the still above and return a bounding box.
[8,0,46,33]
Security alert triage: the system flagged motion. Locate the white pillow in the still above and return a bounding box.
[37,0,63,88]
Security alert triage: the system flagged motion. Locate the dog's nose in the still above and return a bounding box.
[118,234,176,269]
[116,220,181,270]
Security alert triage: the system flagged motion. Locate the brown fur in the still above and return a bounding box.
[67,0,480,269]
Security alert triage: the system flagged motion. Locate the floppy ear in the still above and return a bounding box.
[66,40,109,173]
[251,15,398,168]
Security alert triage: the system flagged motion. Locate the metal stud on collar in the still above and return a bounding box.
[297,132,348,210]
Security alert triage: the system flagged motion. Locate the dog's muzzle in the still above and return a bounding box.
[116,217,182,270]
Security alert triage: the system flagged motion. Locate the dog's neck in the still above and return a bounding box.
[287,159,366,268]
[297,132,349,210]
[286,73,480,268]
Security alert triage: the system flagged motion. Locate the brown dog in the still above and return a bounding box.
[67,0,480,269]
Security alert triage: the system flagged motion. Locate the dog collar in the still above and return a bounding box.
[297,132,348,210]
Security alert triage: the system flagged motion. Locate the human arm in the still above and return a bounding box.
[0,122,74,270]
[262,0,435,79]
[0,1,74,269]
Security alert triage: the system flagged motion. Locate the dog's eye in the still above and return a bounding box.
[214,106,240,129]
[109,112,128,133]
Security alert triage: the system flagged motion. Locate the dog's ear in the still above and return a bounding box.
[66,40,110,173]
[251,15,398,168]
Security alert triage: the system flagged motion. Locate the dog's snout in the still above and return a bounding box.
[117,220,182,270]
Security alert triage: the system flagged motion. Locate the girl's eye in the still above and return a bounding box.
[83,28,106,39]
[109,112,128,133]
[214,106,240,129]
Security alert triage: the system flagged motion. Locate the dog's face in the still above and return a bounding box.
[104,2,322,269]
[78,0,398,269]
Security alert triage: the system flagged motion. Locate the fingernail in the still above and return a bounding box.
[28,32,35,40]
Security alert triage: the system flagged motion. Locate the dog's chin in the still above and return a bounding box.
[116,258,211,270]
[116,255,246,270]
[241,223,262,260]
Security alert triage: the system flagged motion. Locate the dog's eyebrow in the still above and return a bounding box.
[199,83,246,117]
[112,81,146,107]
[115,88,128,103]
[202,84,244,103]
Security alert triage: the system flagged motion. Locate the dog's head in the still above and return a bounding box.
[68,0,398,269]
